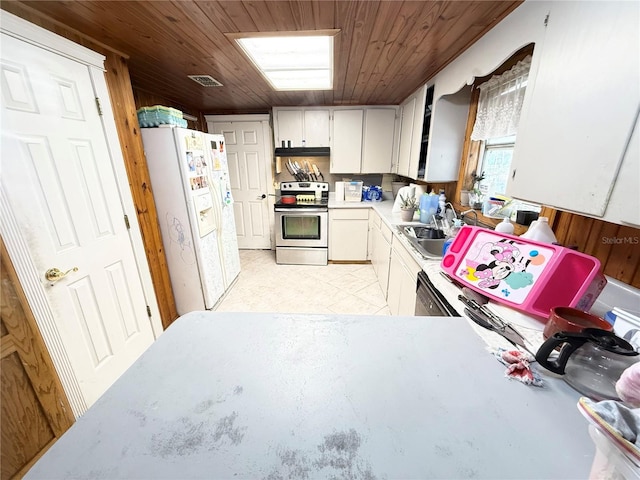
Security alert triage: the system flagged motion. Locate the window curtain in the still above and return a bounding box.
[470,55,532,141]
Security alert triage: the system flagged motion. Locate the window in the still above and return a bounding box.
[477,135,515,196]
[471,55,531,196]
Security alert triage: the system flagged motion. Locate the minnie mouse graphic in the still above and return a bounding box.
[469,239,531,289]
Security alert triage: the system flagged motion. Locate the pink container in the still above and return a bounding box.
[441,226,607,319]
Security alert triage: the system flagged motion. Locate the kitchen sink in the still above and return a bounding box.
[396,224,447,259]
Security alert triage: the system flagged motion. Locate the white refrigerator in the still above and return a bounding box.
[141,127,241,315]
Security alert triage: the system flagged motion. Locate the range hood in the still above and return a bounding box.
[274,147,330,157]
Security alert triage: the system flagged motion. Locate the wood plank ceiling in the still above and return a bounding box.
[5,1,522,114]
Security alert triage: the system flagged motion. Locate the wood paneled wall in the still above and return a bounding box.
[552,213,640,288]
[1,3,178,328]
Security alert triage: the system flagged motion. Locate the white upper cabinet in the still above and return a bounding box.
[304,110,330,147]
[362,108,397,174]
[329,107,398,174]
[273,108,330,147]
[274,109,303,147]
[508,1,639,217]
[331,109,363,174]
[423,86,471,182]
[397,92,418,178]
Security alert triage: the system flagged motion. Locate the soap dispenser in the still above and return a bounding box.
[495,217,514,235]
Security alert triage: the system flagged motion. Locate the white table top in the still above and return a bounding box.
[27,312,594,479]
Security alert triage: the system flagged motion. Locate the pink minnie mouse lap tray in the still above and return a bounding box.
[441,226,606,319]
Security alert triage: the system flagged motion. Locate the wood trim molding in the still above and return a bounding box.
[103,54,179,329]
[0,189,87,418]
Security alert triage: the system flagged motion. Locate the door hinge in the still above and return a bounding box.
[544,13,549,27]
[146,305,152,317]
[124,214,131,229]
[95,97,103,116]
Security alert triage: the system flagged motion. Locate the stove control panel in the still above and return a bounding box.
[281,182,329,200]
[281,182,329,191]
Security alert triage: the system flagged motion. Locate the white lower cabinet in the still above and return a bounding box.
[370,212,392,298]
[387,236,421,316]
[328,209,369,261]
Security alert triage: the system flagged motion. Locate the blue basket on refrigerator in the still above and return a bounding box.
[137,105,188,128]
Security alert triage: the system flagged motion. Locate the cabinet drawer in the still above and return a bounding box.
[329,208,369,220]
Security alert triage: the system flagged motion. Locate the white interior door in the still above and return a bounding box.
[1,31,155,410]
[209,121,272,249]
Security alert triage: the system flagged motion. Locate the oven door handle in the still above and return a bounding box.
[275,208,327,213]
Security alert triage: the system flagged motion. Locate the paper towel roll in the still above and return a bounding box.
[392,185,416,212]
[335,181,345,202]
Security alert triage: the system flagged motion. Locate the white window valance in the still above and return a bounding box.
[470,55,532,141]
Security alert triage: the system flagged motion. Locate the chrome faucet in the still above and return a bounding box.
[460,209,478,226]
[443,202,457,220]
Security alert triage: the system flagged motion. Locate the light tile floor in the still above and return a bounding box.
[215,250,391,315]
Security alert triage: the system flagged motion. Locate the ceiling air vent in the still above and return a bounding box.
[188,75,223,87]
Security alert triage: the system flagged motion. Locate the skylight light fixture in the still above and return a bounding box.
[234,31,336,91]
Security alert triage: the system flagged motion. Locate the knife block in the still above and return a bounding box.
[441,226,606,319]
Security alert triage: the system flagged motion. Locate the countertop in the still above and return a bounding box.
[26,312,594,479]
[328,196,548,352]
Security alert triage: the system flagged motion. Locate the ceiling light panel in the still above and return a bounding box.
[236,35,334,91]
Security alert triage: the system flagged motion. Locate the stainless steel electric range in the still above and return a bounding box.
[275,181,330,265]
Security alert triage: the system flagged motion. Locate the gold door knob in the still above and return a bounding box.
[45,267,78,283]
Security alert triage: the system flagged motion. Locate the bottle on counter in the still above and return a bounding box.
[419,193,430,223]
[420,191,439,224]
[438,189,446,216]
[495,217,515,235]
[520,217,557,243]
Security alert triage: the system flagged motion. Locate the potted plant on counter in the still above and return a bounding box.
[399,193,418,221]
[468,171,485,210]
[460,172,476,206]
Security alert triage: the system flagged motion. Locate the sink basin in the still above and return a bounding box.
[412,237,447,258]
[396,224,447,259]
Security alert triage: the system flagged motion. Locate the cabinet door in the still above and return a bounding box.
[275,110,303,147]
[373,227,392,298]
[362,108,396,173]
[331,109,363,174]
[408,86,427,179]
[397,97,416,177]
[328,209,369,261]
[398,266,418,316]
[304,110,330,147]
[425,86,471,182]
[508,2,639,216]
[387,250,404,316]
